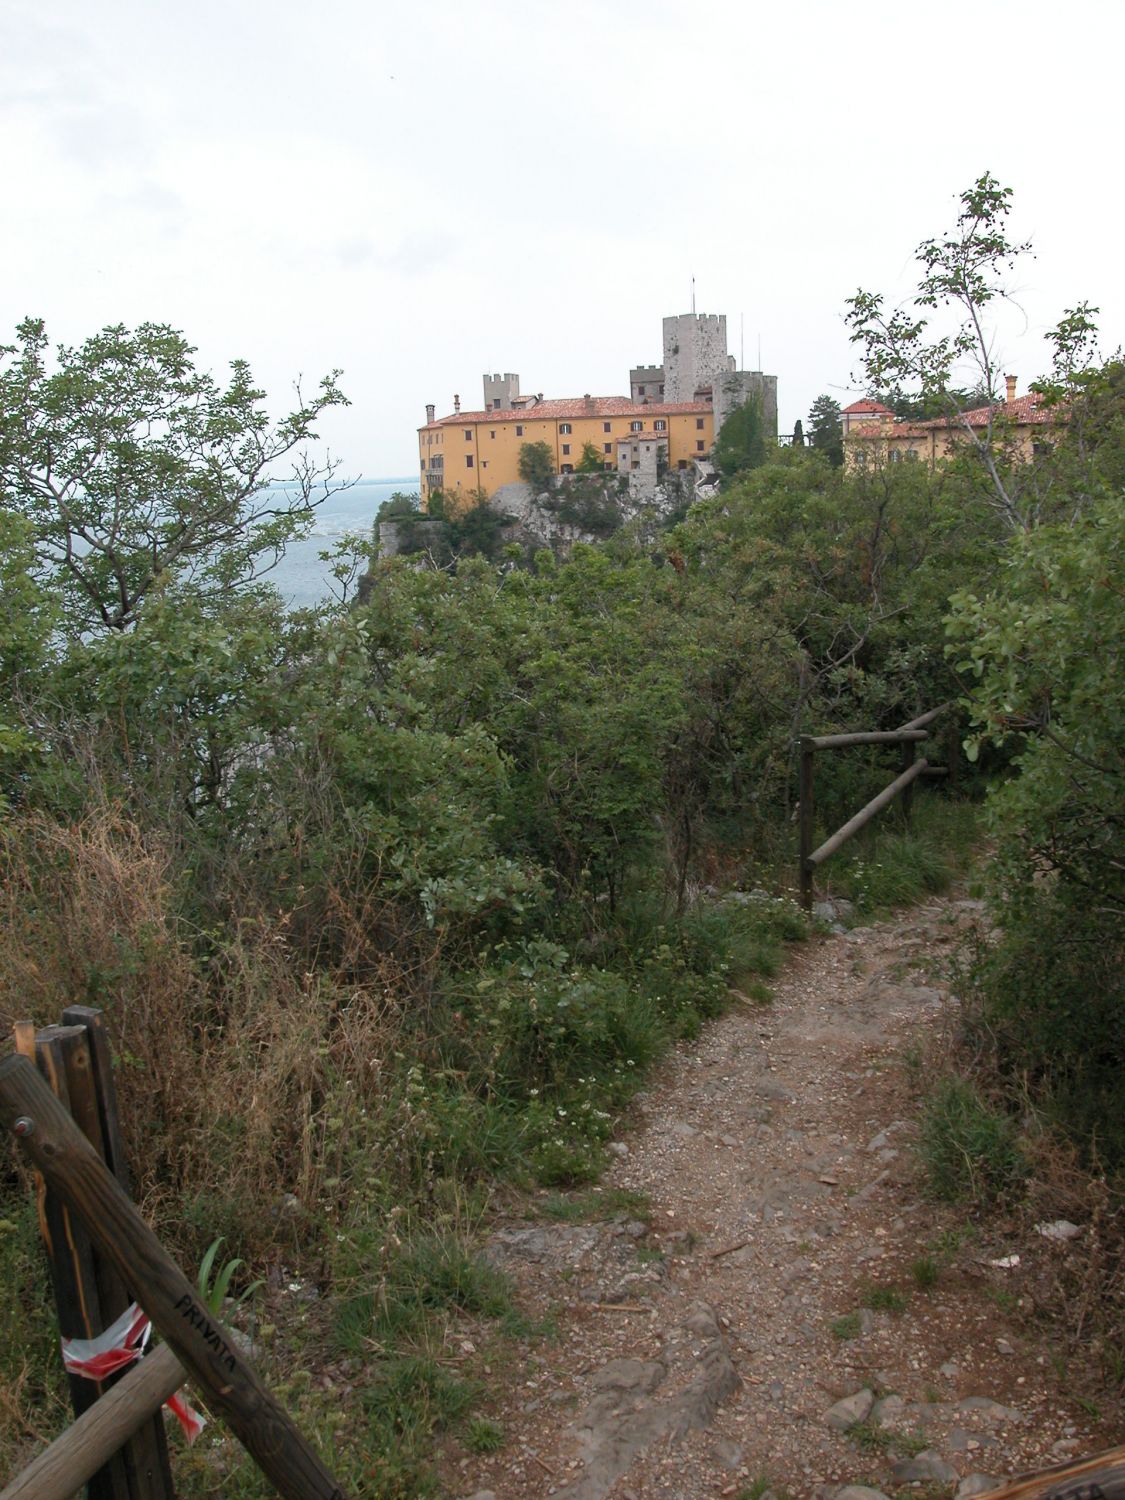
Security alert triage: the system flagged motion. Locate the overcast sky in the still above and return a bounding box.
[3,0,1121,479]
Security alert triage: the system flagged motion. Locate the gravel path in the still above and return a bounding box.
[445,899,1108,1500]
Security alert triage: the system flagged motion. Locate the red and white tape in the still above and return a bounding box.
[61,1302,207,1443]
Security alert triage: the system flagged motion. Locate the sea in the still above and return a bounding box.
[266,476,418,611]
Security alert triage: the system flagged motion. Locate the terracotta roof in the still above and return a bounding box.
[848,393,1062,440]
[843,399,894,415]
[932,392,1057,428]
[420,396,712,431]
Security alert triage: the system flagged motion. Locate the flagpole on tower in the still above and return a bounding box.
[691,276,695,315]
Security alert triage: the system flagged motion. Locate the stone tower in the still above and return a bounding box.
[482,372,520,411]
[662,313,735,403]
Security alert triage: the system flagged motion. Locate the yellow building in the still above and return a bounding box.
[843,378,1060,471]
[417,391,714,508]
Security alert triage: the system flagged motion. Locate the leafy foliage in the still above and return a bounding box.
[713,395,766,480]
[807,395,843,466]
[0,319,348,633]
[517,440,554,492]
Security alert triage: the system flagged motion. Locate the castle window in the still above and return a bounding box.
[695,418,704,430]
[604,461,613,470]
[678,460,687,470]
[516,425,523,436]
[561,463,573,474]
[559,423,572,434]
[493,397,501,408]
[464,429,472,440]
[603,443,612,454]
[654,419,667,431]
[466,455,474,468]
[561,443,570,456]
[696,440,704,451]
[630,420,643,432]
[603,422,611,432]
[490,430,496,438]
[637,385,645,396]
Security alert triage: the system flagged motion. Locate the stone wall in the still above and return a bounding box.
[714,370,779,439]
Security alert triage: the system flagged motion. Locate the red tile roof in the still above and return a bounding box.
[843,399,894,415]
[848,393,1061,439]
[420,396,712,431]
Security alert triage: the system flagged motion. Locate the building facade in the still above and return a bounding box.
[843,380,1058,470]
[417,311,777,507]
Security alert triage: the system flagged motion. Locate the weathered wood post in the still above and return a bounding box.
[798,736,815,911]
[23,1016,174,1500]
[0,1054,350,1500]
[900,735,917,824]
[0,1344,185,1500]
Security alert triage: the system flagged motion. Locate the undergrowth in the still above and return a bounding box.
[0,808,809,1493]
[818,793,980,917]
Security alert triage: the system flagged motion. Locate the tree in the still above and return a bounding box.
[518,440,555,492]
[713,395,766,480]
[576,441,604,474]
[871,384,991,421]
[791,418,804,447]
[807,395,843,467]
[844,174,1044,528]
[0,319,348,634]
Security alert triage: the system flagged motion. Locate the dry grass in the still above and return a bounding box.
[1018,1135,1125,1405]
[0,810,407,1257]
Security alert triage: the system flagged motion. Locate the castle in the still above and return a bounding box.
[417,312,777,508]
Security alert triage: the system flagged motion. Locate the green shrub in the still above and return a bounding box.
[967,889,1125,1174]
[830,1311,861,1340]
[861,1282,907,1313]
[827,794,979,915]
[335,1227,512,1355]
[918,1075,1028,1207]
[465,1416,505,1453]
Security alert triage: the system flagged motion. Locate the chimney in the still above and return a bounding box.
[453,393,460,413]
[425,403,435,424]
[1005,374,1017,403]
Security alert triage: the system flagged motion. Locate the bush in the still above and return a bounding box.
[967,889,1125,1173]
[918,1075,1028,1207]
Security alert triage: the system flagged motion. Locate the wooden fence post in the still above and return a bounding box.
[900,736,917,824]
[28,1016,176,1500]
[0,1344,185,1500]
[32,1025,133,1500]
[0,1054,350,1500]
[798,736,815,911]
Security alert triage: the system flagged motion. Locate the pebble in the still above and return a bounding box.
[891,1452,958,1484]
[1035,1219,1081,1241]
[824,1388,875,1430]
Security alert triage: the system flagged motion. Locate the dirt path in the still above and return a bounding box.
[445,898,1108,1500]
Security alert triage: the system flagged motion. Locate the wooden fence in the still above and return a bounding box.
[1,1008,349,1500]
[797,704,951,909]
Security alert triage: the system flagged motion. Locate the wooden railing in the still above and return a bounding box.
[1,1010,349,1500]
[979,1444,1125,1497]
[797,704,950,909]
